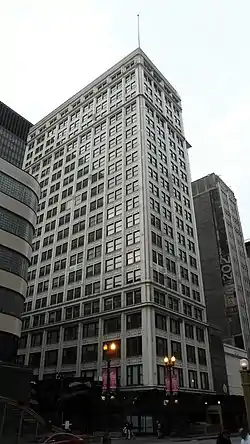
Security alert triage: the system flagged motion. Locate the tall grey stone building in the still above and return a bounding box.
[192,174,250,392]
[18,49,213,396]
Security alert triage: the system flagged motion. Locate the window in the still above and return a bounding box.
[106,238,122,253]
[82,344,98,362]
[87,245,102,260]
[152,251,163,266]
[196,327,205,343]
[86,262,101,278]
[183,302,192,317]
[88,229,102,243]
[188,370,198,389]
[126,312,142,330]
[69,252,83,266]
[107,204,122,219]
[155,313,167,331]
[65,287,81,303]
[104,294,121,311]
[107,220,122,236]
[62,347,77,365]
[180,266,189,281]
[200,372,209,390]
[126,269,141,284]
[83,299,99,316]
[45,350,58,367]
[47,329,60,345]
[50,292,63,305]
[126,196,139,211]
[83,322,99,338]
[156,337,168,356]
[191,273,199,286]
[127,365,143,386]
[48,309,62,324]
[126,249,140,265]
[168,297,179,312]
[151,232,162,248]
[126,165,138,180]
[170,318,180,335]
[29,352,41,368]
[64,325,78,341]
[185,323,194,339]
[85,281,101,295]
[154,289,165,306]
[65,305,80,320]
[55,243,68,256]
[186,345,196,363]
[126,289,141,306]
[68,269,83,283]
[151,214,161,230]
[165,240,175,255]
[198,348,207,366]
[52,275,65,288]
[126,337,142,357]
[104,316,121,334]
[194,307,203,321]
[105,256,122,272]
[107,188,122,203]
[166,276,177,291]
[31,332,43,347]
[166,258,176,274]
[54,258,67,272]
[193,290,200,302]
[126,213,139,228]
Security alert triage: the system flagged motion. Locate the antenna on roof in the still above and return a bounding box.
[137,13,141,48]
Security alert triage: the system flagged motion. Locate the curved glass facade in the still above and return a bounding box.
[0,207,34,244]
[0,158,39,362]
[0,171,38,209]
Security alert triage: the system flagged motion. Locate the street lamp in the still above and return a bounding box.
[164,356,176,436]
[240,358,250,428]
[103,342,117,397]
[103,342,117,438]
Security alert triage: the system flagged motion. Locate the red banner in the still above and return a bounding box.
[110,368,117,390]
[172,371,179,393]
[102,369,107,390]
[165,375,170,394]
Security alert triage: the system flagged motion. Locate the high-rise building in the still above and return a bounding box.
[0,101,32,168]
[245,240,250,273]
[192,174,250,392]
[0,107,39,362]
[18,49,213,404]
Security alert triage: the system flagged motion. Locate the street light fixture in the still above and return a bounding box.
[240,359,249,370]
[103,342,118,437]
[164,356,176,436]
[240,358,250,429]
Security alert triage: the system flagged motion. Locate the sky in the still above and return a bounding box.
[1,0,250,237]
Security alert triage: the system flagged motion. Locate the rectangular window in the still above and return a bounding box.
[126,337,142,357]
[127,365,143,386]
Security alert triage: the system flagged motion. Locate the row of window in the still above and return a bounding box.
[23,289,141,318]
[154,290,203,320]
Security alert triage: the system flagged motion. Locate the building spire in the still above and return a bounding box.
[137,13,141,48]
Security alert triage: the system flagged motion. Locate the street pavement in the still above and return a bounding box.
[113,437,240,444]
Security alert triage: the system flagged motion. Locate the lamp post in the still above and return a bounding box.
[240,358,250,428]
[103,342,117,397]
[164,356,176,436]
[103,342,117,437]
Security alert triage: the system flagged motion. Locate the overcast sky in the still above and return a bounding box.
[1,0,249,237]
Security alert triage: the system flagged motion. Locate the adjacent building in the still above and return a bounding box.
[18,49,213,413]
[0,101,32,168]
[0,104,39,362]
[245,240,250,273]
[192,173,250,393]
